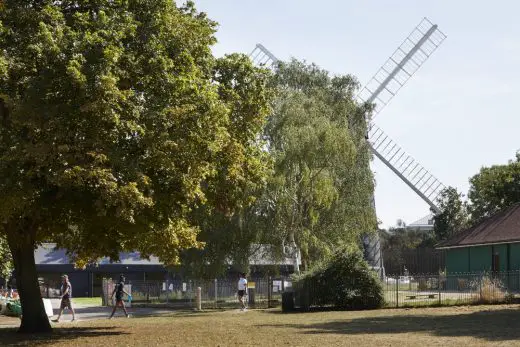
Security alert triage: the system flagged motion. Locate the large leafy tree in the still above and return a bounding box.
[432,187,469,241]
[182,54,274,277]
[262,60,376,268]
[468,152,520,221]
[0,1,272,332]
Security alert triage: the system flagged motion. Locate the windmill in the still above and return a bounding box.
[250,18,447,275]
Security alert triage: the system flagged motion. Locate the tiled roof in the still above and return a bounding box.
[34,243,162,266]
[35,243,293,266]
[408,213,435,227]
[436,203,520,249]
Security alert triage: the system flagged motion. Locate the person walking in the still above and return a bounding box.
[109,275,131,319]
[237,273,248,311]
[53,275,76,322]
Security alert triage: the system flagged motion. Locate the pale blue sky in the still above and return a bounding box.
[193,0,520,229]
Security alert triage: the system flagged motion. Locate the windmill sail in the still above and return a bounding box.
[368,125,445,212]
[359,17,447,212]
[357,17,447,116]
[249,32,448,211]
[250,44,279,67]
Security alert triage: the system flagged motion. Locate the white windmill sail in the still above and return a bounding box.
[250,44,279,67]
[358,17,447,212]
[358,18,447,117]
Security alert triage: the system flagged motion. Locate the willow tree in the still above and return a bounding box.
[0,235,13,286]
[262,60,376,268]
[0,1,272,333]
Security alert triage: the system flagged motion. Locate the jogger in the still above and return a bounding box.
[109,275,130,319]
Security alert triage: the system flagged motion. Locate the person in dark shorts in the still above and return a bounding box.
[109,275,130,319]
[237,273,248,311]
[53,274,76,322]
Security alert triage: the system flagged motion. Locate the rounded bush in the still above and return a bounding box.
[293,248,384,310]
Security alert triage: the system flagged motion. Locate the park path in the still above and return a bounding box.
[0,300,178,328]
[48,299,176,323]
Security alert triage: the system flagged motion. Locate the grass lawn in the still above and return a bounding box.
[2,305,520,346]
[72,298,101,306]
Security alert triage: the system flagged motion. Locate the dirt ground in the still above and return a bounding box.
[2,304,520,346]
[0,315,19,327]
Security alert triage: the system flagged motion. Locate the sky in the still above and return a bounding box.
[193,0,520,229]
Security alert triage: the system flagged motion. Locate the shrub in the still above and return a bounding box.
[475,275,505,304]
[293,247,384,310]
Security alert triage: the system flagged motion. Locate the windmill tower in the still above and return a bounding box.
[250,18,447,275]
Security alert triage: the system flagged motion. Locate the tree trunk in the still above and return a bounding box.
[288,232,300,274]
[7,231,52,333]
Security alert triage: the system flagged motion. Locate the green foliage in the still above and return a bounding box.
[468,153,520,222]
[181,207,265,278]
[0,235,13,280]
[293,247,384,310]
[430,153,520,245]
[180,54,274,277]
[0,0,273,331]
[0,0,272,264]
[262,59,376,266]
[183,59,376,275]
[433,187,469,241]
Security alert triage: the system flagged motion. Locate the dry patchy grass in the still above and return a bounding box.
[2,305,520,346]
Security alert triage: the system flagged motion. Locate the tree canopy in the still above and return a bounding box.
[433,153,520,242]
[432,186,469,241]
[0,0,273,332]
[262,60,376,268]
[468,152,520,221]
[181,59,377,276]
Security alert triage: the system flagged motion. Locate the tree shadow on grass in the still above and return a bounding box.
[259,308,520,342]
[0,326,127,346]
[133,310,216,319]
